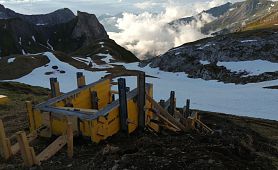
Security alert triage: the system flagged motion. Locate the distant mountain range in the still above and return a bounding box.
[0,4,138,62]
[170,0,278,34]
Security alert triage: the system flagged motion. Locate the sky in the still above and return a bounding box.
[0,0,242,16]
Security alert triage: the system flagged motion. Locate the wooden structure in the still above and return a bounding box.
[0,71,212,167]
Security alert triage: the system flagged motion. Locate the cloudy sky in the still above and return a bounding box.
[1,0,241,16]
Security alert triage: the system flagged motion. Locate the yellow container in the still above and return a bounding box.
[0,95,8,105]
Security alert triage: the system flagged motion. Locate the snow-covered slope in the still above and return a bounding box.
[11,52,107,92]
[7,52,278,120]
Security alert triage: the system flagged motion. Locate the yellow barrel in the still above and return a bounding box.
[0,95,9,105]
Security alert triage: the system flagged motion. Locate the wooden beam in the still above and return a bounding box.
[56,107,98,114]
[137,72,146,131]
[110,90,119,94]
[146,94,187,131]
[26,101,35,132]
[36,135,67,164]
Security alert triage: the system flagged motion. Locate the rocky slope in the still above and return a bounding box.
[147,28,278,84]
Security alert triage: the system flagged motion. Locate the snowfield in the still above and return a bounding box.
[11,52,107,92]
[7,52,278,120]
[217,60,278,76]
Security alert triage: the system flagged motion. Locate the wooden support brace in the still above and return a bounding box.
[16,131,37,167]
[146,95,187,132]
[36,136,67,164]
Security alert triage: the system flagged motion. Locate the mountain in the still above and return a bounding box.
[202,0,278,34]
[0,5,137,62]
[0,4,75,25]
[170,0,278,35]
[243,10,278,30]
[146,27,278,84]
[169,2,233,27]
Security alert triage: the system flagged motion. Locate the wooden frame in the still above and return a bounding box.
[16,121,73,167]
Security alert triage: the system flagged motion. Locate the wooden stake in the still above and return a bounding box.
[77,72,86,88]
[118,78,128,133]
[137,72,146,131]
[26,101,35,132]
[16,131,35,167]
[0,119,12,159]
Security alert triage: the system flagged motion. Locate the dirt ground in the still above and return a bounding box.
[0,82,278,170]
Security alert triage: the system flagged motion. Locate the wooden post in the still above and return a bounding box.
[16,131,35,167]
[66,122,73,159]
[50,78,60,98]
[159,100,165,108]
[91,91,99,110]
[169,91,176,116]
[26,101,35,132]
[137,72,146,131]
[186,99,190,117]
[0,119,12,159]
[118,78,128,133]
[77,72,86,88]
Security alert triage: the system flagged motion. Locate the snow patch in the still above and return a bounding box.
[217,60,278,76]
[32,36,36,42]
[200,60,210,65]
[12,52,107,92]
[7,57,15,63]
[240,40,257,43]
[47,40,54,51]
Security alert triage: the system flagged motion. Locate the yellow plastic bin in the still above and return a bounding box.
[0,95,8,105]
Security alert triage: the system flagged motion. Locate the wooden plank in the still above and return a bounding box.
[110,90,119,94]
[196,119,213,133]
[11,131,37,155]
[16,131,35,167]
[118,78,128,133]
[146,94,187,131]
[137,72,146,131]
[36,135,67,163]
[149,108,180,131]
[56,107,98,114]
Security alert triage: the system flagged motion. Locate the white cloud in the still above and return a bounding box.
[109,7,216,59]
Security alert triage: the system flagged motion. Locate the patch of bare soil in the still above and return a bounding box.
[0,54,49,80]
[0,82,277,170]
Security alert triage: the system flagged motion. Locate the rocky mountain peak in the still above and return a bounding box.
[72,11,109,46]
